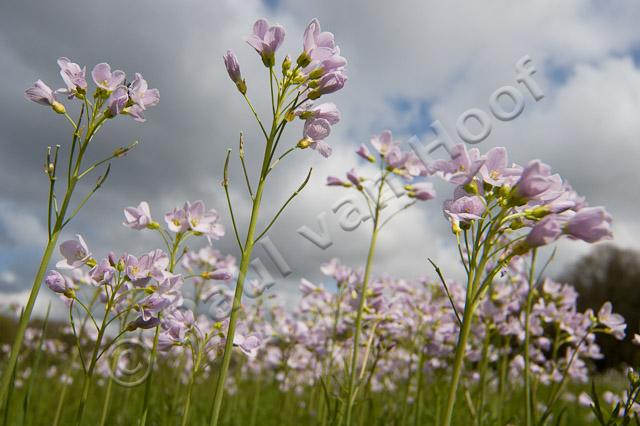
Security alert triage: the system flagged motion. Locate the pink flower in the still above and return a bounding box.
[44,270,73,295]
[512,160,555,202]
[525,215,565,248]
[301,19,347,74]
[597,302,626,340]
[165,206,189,233]
[123,201,154,230]
[346,168,362,188]
[443,195,486,229]
[233,333,262,357]
[406,182,436,201]
[302,117,333,157]
[429,144,484,185]
[565,207,613,243]
[326,176,350,187]
[25,80,65,113]
[185,201,225,242]
[296,102,341,124]
[56,235,91,269]
[89,259,115,285]
[57,57,87,98]
[128,73,160,110]
[356,144,375,162]
[246,19,285,66]
[223,50,242,83]
[91,63,125,91]
[478,147,521,187]
[106,86,129,116]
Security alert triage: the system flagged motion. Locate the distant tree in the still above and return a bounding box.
[560,244,640,370]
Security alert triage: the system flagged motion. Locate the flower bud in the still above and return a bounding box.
[524,205,551,220]
[292,70,307,84]
[499,184,511,199]
[308,68,324,80]
[285,109,296,122]
[296,51,312,68]
[147,221,161,230]
[464,179,479,195]
[628,368,640,387]
[261,53,275,68]
[51,101,66,114]
[297,138,311,149]
[282,55,291,74]
[235,80,247,95]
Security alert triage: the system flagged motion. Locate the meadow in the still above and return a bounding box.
[1,16,638,426]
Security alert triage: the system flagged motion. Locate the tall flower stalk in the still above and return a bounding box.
[429,144,615,426]
[326,130,436,424]
[208,18,348,426]
[0,59,159,406]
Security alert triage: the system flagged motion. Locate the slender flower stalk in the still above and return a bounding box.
[344,181,383,425]
[431,145,615,426]
[0,60,158,406]
[208,17,347,426]
[523,249,538,426]
[326,129,435,424]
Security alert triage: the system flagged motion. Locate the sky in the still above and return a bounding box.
[1,0,640,318]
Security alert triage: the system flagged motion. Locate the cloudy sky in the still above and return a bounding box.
[2,0,640,317]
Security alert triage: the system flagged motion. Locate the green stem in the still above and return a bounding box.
[139,323,161,425]
[75,291,113,425]
[52,377,69,426]
[344,221,380,425]
[413,346,425,426]
[181,349,202,426]
[208,177,267,426]
[0,234,59,405]
[248,379,261,426]
[476,324,491,425]
[99,375,114,426]
[496,337,509,426]
[524,249,538,426]
[442,293,475,426]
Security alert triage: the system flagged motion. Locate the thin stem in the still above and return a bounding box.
[253,167,312,243]
[77,140,138,179]
[524,249,538,426]
[242,94,268,139]
[476,324,492,425]
[181,348,202,426]
[99,375,114,426]
[208,176,268,426]
[238,132,254,199]
[69,300,87,373]
[139,323,161,426]
[429,258,462,327]
[73,297,100,331]
[222,149,244,252]
[442,286,475,426]
[344,192,383,424]
[266,146,296,174]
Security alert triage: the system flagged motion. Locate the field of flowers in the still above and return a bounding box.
[1,17,638,426]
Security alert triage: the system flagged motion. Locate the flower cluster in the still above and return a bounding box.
[223,18,347,157]
[328,130,436,202]
[429,144,612,249]
[226,257,624,400]
[25,58,159,122]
